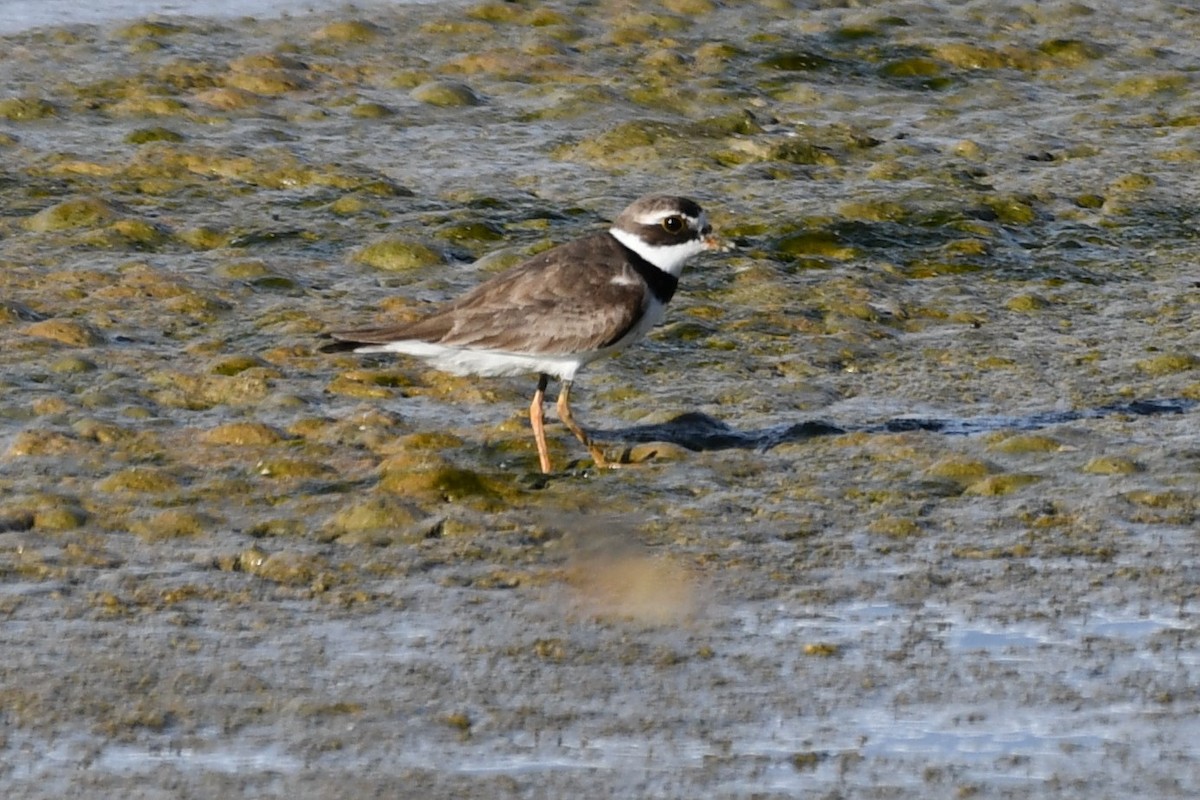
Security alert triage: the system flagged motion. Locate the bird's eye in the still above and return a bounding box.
[661,216,685,233]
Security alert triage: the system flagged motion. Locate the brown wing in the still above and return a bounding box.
[328,233,648,355]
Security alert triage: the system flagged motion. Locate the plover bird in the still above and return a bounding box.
[322,194,722,473]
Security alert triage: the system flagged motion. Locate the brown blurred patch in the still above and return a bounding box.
[557,517,698,627]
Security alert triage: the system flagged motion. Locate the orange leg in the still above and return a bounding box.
[556,380,612,469]
[529,374,552,473]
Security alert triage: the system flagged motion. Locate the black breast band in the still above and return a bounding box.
[616,240,678,304]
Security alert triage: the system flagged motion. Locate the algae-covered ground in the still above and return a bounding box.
[1,0,1199,797]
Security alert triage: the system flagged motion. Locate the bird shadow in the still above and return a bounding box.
[593,398,1196,453]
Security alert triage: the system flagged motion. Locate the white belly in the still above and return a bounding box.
[355,297,668,381]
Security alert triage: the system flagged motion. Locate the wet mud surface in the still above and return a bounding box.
[1,0,1199,797]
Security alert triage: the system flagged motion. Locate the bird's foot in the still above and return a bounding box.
[590,444,660,470]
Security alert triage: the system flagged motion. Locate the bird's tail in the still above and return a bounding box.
[317,335,366,354]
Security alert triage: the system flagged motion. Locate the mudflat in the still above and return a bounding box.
[1,1,1198,797]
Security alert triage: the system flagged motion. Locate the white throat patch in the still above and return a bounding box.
[609,226,708,278]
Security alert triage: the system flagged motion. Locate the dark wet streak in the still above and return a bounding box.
[598,398,1196,453]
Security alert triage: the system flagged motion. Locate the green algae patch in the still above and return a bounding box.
[662,0,717,14]
[191,86,265,110]
[931,43,1012,70]
[903,258,986,279]
[1135,352,1199,376]
[717,137,840,168]
[131,509,214,541]
[228,53,307,72]
[419,18,496,38]
[125,127,185,145]
[323,496,442,545]
[493,46,575,77]
[1110,73,1190,97]
[256,459,336,480]
[879,56,946,81]
[471,247,526,274]
[0,96,56,121]
[354,238,444,271]
[983,196,1038,225]
[98,467,180,494]
[351,102,395,119]
[694,41,743,69]
[1038,38,1104,64]
[108,218,170,248]
[3,431,78,455]
[802,643,841,658]
[395,431,466,451]
[1004,293,1049,313]
[148,371,274,410]
[1083,456,1139,475]
[51,356,98,374]
[116,20,188,38]
[23,320,103,347]
[24,197,120,232]
[866,514,923,539]
[1122,490,1195,525]
[34,503,89,532]
[559,119,668,151]
[107,92,190,117]
[329,195,370,215]
[461,0,574,26]
[1124,490,1193,510]
[1107,173,1155,194]
[691,109,763,138]
[1,494,89,533]
[987,433,1062,454]
[327,496,426,533]
[465,1,526,23]
[226,548,331,590]
[73,419,141,446]
[293,410,408,451]
[327,369,416,399]
[210,355,270,376]
[411,80,483,107]
[327,375,399,400]
[773,230,859,261]
[312,19,384,43]
[925,456,995,484]
[202,422,286,446]
[90,267,228,319]
[435,220,506,246]
[554,119,719,167]
[605,13,691,44]
[964,473,1041,496]
[136,145,398,192]
[222,69,309,96]
[837,200,909,223]
[378,463,518,510]
[245,518,306,538]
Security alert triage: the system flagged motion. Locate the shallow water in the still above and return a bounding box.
[2,0,1200,797]
[0,0,411,35]
[9,590,1196,796]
